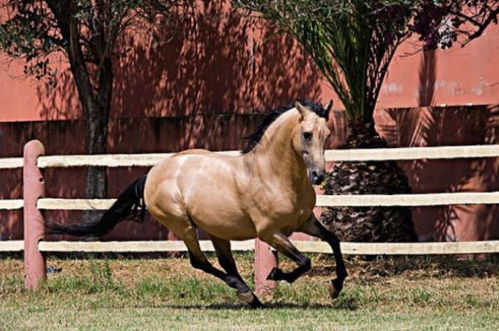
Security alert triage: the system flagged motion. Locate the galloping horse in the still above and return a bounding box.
[49,101,347,307]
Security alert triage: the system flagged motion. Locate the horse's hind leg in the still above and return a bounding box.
[174,224,262,307]
[298,216,348,299]
[210,236,263,308]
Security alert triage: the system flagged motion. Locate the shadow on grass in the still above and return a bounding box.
[126,301,339,311]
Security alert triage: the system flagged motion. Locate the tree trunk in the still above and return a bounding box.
[84,57,113,199]
[46,1,112,227]
[85,109,108,199]
[320,121,418,242]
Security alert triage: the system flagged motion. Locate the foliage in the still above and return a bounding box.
[412,0,499,49]
[0,0,151,87]
[0,0,179,198]
[234,0,499,124]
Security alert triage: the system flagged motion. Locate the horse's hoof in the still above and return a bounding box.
[267,267,284,281]
[249,297,265,309]
[328,278,343,299]
[237,290,264,308]
[237,289,254,303]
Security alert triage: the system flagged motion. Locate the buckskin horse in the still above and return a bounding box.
[49,100,348,308]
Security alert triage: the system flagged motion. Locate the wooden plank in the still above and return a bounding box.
[35,145,499,168]
[37,199,115,210]
[0,199,23,210]
[37,239,499,255]
[324,145,499,161]
[38,192,499,210]
[0,240,24,252]
[0,157,23,169]
[292,240,499,255]
[38,240,255,253]
[37,151,240,168]
[316,192,499,206]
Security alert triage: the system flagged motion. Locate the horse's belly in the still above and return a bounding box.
[186,190,257,241]
[189,207,257,241]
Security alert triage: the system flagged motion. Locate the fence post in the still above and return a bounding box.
[23,140,46,289]
[254,239,277,298]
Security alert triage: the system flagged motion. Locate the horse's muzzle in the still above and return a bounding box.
[311,171,325,185]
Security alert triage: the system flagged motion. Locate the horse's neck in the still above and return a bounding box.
[247,111,308,187]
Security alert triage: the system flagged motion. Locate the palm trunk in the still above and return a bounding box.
[321,121,418,242]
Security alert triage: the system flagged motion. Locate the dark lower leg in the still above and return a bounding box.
[317,223,347,279]
[299,219,347,297]
[187,250,242,290]
[210,236,263,307]
[263,233,311,283]
[211,237,245,282]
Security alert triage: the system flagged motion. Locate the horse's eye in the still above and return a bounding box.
[303,132,313,141]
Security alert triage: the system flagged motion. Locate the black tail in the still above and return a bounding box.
[46,175,147,237]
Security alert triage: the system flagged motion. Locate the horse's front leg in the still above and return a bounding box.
[297,216,348,299]
[260,232,311,283]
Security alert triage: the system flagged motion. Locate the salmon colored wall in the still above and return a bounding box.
[1,4,498,122]
[378,25,499,108]
[0,2,498,242]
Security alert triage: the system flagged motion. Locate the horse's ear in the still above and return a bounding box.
[295,101,310,121]
[324,100,333,121]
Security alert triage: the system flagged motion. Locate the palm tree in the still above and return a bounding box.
[234,0,498,242]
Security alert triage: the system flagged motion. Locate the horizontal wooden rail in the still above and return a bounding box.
[0,200,24,210]
[34,145,499,168]
[324,145,499,161]
[2,145,498,169]
[0,157,23,169]
[315,192,499,206]
[39,240,255,253]
[37,192,499,210]
[294,240,499,255]
[37,151,240,168]
[0,240,24,252]
[38,198,113,210]
[2,239,496,255]
[35,240,499,255]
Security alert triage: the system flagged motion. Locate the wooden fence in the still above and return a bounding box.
[1,140,498,296]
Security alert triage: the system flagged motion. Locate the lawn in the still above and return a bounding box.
[1,253,498,330]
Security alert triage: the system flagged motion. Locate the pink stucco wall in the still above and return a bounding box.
[0,2,497,241]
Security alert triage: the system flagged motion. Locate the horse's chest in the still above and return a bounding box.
[252,191,315,232]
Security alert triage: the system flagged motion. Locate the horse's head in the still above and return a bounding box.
[292,101,332,185]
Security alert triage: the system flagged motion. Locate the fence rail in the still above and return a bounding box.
[2,144,498,170]
[3,239,497,255]
[324,145,499,161]
[36,239,499,255]
[34,192,499,210]
[0,240,23,252]
[1,140,498,293]
[0,200,23,210]
[2,192,497,211]
[0,157,23,169]
[30,144,499,168]
[315,192,499,206]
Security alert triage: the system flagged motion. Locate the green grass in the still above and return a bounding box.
[1,254,498,330]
